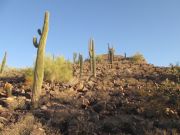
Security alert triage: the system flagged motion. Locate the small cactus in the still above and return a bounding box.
[0,52,7,74]
[4,82,13,97]
[108,44,115,64]
[79,54,83,78]
[32,11,50,109]
[89,38,96,77]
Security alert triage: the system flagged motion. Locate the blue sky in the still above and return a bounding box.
[0,0,180,67]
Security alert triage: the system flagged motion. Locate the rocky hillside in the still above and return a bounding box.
[0,56,180,135]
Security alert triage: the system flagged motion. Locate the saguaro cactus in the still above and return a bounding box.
[124,53,127,59]
[0,52,7,74]
[73,52,77,64]
[79,54,83,78]
[89,38,96,77]
[108,44,115,64]
[32,11,49,108]
[89,40,93,72]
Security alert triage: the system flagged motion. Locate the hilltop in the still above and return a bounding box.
[0,54,179,135]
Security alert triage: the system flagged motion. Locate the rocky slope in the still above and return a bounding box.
[0,56,180,135]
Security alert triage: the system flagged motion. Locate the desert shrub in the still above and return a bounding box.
[22,55,73,84]
[96,55,104,63]
[161,78,176,88]
[130,52,146,63]
[44,55,73,82]
[0,66,18,78]
[22,68,34,86]
[169,63,180,74]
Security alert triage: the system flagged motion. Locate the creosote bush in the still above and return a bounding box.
[44,55,73,82]
[130,52,146,63]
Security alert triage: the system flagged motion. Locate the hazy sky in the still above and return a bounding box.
[0,0,180,67]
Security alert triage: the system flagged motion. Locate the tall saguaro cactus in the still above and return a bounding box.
[32,11,49,108]
[89,40,93,72]
[0,52,7,74]
[108,44,115,64]
[79,54,83,78]
[89,38,96,77]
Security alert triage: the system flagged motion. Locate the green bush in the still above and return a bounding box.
[96,55,104,63]
[130,52,146,63]
[44,55,73,82]
[22,55,73,84]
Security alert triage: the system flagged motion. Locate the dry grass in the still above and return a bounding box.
[145,128,179,135]
[0,113,35,135]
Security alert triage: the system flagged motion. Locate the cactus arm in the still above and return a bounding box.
[33,37,39,48]
[38,29,42,36]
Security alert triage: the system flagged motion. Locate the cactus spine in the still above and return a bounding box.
[79,54,83,78]
[32,11,49,109]
[89,39,96,77]
[108,44,115,64]
[0,52,7,74]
